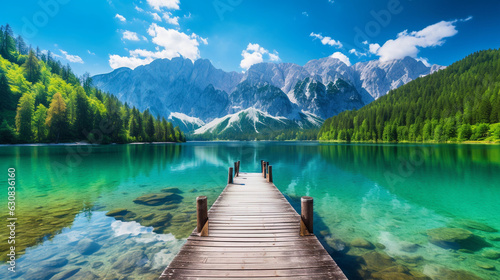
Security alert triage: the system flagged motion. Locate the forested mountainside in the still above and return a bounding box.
[0,24,185,144]
[319,49,500,143]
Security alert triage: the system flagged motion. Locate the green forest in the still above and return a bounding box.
[0,24,185,144]
[318,49,500,143]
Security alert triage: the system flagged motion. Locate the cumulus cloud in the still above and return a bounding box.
[59,49,84,64]
[370,19,469,61]
[163,12,180,25]
[330,52,350,66]
[302,12,309,17]
[109,23,205,70]
[115,14,126,22]
[122,30,141,41]
[147,0,180,11]
[87,50,95,55]
[349,48,366,57]
[151,12,162,21]
[310,32,342,48]
[240,43,280,70]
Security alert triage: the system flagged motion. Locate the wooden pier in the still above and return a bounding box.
[160,161,347,279]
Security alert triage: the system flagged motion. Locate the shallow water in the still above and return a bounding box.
[0,142,499,279]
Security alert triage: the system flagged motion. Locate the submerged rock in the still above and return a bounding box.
[159,204,180,210]
[427,227,490,251]
[112,250,147,274]
[482,249,500,259]
[40,257,68,268]
[424,266,483,280]
[50,267,81,280]
[106,208,129,216]
[161,187,183,194]
[488,235,500,241]
[361,251,395,271]
[133,192,183,206]
[375,243,386,249]
[77,238,101,255]
[476,261,495,270]
[351,238,375,249]
[459,220,498,232]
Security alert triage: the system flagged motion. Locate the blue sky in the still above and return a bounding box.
[2,0,499,76]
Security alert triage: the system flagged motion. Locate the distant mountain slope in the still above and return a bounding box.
[93,56,442,135]
[193,107,322,140]
[319,49,500,143]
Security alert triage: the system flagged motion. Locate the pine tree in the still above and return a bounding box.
[0,73,13,111]
[23,49,41,84]
[46,92,68,143]
[0,120,16,143]
[74,87,91,137]
[33,104,48,142]
[15,93,35,142]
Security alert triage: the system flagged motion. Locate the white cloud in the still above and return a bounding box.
[369,43,380,54]
[123,30,141,41]
[163,12,180,25]
[87,50,95,55]
[302,11,309,17]
[416,57,431,67]
[328,0,334,3]
[240,43,280,70]
[115,14,126,22]
[349,48,366,57]
[371,19,468,61]
[109,23,205,70]
[59,49,84,64]
[151,12,162,21]
[147,0,180,11]
[330,52,351,66]
[310,32,342,48]
[135,5,144,12]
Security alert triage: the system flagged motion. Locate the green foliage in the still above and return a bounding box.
[0,120,15,143]
[319,49,500,143]
[33,104,48,142]
[15,93,34,142]
[0,24,183,144]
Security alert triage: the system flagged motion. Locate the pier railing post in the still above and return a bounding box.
[228,167,233,184]
[234,162,238,177]
[263,162,267,178]
[197,196,208,236]
[300,196,313,236]
[237,161,240,176]
[261,161,265,177]
[267,166,273,183]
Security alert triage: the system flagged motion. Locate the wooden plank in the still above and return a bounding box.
[159,171,347,279]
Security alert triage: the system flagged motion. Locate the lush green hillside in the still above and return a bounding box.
[319,49,500,143]
[0,24,184,144]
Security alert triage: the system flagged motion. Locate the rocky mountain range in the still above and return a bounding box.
[92,56,444,136]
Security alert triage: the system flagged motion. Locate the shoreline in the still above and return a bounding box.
[318,140,500,145]
[0,141,179,147]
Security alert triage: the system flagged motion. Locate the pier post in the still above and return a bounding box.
[234,162,238,177]
[267,166,273,183]
[197,196,208,236]
[260,160,263,172]
[301,196,313,235]
[237,161,240,176]
[228,167,233,184]
[263,162,267,178]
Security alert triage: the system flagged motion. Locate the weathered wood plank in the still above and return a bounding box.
[160,170,347,279]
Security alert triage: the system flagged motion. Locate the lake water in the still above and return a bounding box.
[0,142,499,279]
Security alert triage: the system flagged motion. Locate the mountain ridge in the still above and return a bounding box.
[92,56,443,135]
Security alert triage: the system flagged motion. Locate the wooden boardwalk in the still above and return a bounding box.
[160,163,347,279]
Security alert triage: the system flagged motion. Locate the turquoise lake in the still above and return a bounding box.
[0,142,500,279]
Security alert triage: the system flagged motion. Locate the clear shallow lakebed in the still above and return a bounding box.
[0,142,500,279]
